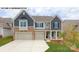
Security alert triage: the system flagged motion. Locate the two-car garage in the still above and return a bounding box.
[15,31,44,40]
[15,32,33,40]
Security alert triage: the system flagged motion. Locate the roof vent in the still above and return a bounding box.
[23,12,25,15]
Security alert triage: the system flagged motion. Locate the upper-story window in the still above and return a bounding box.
[53,22,59,29]
[35,22,45,29]
[19,20,28,30]
[20,21,26,27]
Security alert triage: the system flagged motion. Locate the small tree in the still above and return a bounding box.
[65,25,79,49]
[59,31,66,40]
[60,25,79,49]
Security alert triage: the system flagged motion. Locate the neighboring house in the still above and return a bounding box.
[0,17,13,38]
[63,20,79,32]
[14,10,62,40]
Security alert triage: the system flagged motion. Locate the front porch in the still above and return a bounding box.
[45,30,63,40]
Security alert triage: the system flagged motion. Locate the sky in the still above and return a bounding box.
[0,7,79,20]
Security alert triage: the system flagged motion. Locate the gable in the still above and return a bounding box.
[51,16,61,22]
[51,16,61,30]
[14,10,33,26]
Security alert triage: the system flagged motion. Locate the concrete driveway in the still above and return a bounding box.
[0,40,49,52]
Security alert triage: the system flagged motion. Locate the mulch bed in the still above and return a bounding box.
[70,48,79,52]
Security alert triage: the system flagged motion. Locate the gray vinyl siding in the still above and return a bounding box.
[14,10,33,26]
[51,16,61,30]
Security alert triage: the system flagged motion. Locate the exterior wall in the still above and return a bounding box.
[14,18,33,26]
[14,10,34,26]
[14,10,35,40]
[14,26,34,32]
[45,22,50,30]
[34,22,50,30]
[3,29,13,37]
[51,16,61,30]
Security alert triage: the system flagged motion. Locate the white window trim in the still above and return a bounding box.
[19,20,28,30]
[35,22,45,29]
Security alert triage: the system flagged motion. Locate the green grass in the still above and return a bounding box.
[46,42,74,52]
[0,36,13,47]
[74,42,79,48]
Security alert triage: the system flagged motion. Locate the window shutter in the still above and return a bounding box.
[35,23,37,27]
[58,22,59,28]
[53,22,55,29]
[40,23,43,27]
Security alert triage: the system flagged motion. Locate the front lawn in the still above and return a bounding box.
[46,42,74,52]
[0,36,13,47]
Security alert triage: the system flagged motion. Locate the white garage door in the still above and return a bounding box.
[35,32,44,40]
[15,32,32,40]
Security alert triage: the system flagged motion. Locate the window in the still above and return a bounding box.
[20,21,26,27]
[53,22,59,29]
[35,22,45,29]
[19,20,28,30]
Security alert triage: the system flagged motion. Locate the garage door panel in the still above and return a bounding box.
[35,32,44,40]
[15,32,32,40]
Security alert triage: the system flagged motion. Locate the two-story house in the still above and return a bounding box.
[13,10,62,40]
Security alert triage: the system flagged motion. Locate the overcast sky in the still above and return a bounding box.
[0,7,79,20]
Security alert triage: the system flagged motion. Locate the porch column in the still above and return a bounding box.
[44,31,46,40]
[56,31,58,40]
[50,31,52,40]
